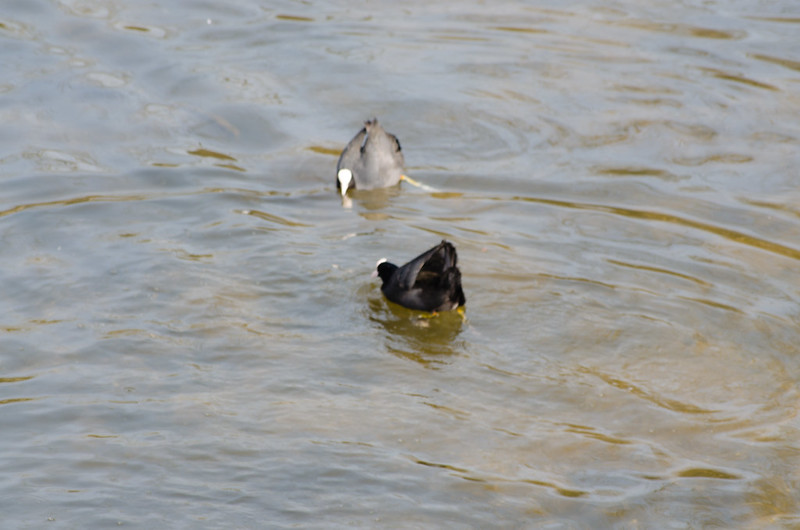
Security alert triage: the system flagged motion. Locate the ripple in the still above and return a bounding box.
[0,397,38,406]
[508,195,800,261]
[749,53,800,73]
[241,209,311,228]
[412,457,589,498]
[85,71,129,88]
[489,26,547,34]
[0,189,252,219]
[740,198,800,220]
[0,18,35,40]
[187,147,237,161]
[697,67,779,91]
[22,148,107,173]
[672,153,754,166]
[560,423,633,445]
[594,166,686,182]
[111,21,170,39]
[608,18,746,40]
[578,366,720,414]
[606,259,711,287]
[745,16,800,24]
[57,0,111,19]
[676,467,741,480]
[424,107,532,162]
[280,14,320,24]
[0,376,35,384]
[186,148,245,171]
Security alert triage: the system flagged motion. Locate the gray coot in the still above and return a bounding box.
[336,118,405,196]
[373,240,466,312]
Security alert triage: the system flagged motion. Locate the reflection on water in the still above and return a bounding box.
[349,186,403,216]
[1,0,800,527]
[366,295,465,363]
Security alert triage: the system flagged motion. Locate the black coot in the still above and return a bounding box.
[336,118,404,196]
[373,240,466,312]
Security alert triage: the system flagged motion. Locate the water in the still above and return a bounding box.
[2,0,800,527]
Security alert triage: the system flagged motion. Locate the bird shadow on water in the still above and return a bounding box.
[366,295,465,367]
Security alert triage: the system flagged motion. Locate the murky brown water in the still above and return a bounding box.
[2,0,800,527]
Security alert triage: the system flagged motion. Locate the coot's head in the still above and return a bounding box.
[371,258,397,283]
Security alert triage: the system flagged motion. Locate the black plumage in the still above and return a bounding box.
[374,240,466,312]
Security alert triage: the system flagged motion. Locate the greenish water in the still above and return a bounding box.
[2,0,800,527]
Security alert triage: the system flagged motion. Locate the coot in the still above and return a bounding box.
[373,240,466,312]
[336,118,404,196]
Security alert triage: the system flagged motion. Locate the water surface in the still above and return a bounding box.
[2,0,800,527]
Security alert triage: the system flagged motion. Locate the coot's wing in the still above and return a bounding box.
[386,132,405,172]
[336,126,367,172]
[394,241,449,291]
[388,132,403,155]
[419,241,457,274]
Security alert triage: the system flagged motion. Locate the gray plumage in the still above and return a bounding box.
[336,118,404,194]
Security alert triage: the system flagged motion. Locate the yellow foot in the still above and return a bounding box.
[401,174,438,192]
